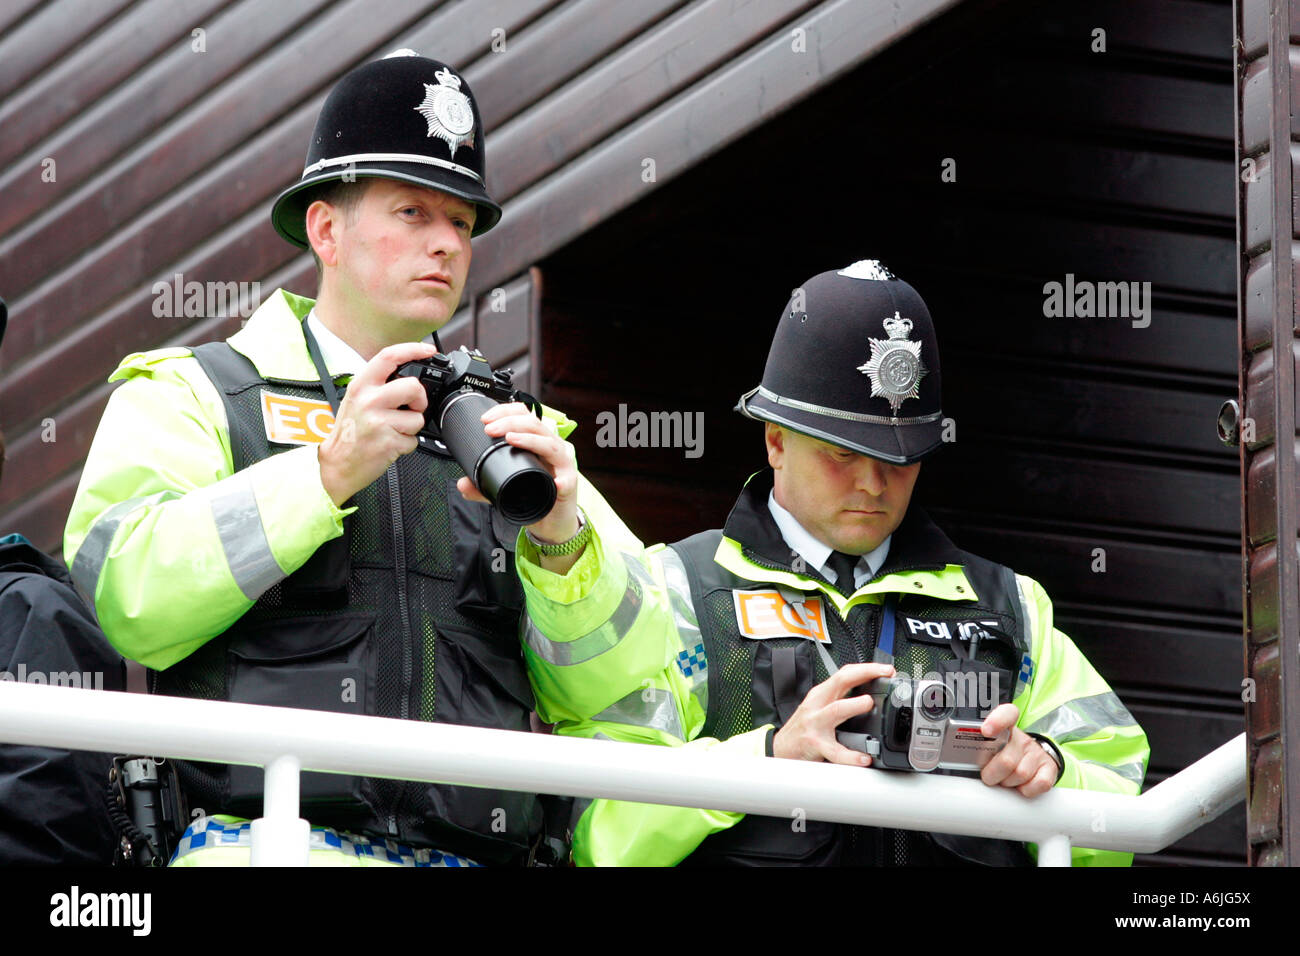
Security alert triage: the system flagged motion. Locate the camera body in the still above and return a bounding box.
[390,346,557,525]
[836,676,1009,772]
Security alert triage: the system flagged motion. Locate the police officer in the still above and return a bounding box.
[64,51,638,866]
[0,298,127,865]
[515,260,1150,866]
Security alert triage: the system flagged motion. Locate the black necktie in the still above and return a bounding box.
[826,550,860,594]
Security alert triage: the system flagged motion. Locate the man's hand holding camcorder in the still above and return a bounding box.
[979,703,1059,798]
[318,342,436,507]
[456,402,583,572]
[772,663,897,766]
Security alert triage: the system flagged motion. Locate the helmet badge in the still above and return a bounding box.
[415,68,476,156]
[858,311,927,412]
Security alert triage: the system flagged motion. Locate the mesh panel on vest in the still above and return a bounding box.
[700,594,756,740]
[687,570,1023,865]
[698,586,871,741]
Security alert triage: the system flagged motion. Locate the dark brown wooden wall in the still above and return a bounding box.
[537,0,1244,864]
[1,0,1243,864]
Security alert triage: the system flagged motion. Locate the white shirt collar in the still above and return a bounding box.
[306,309,366,377]
[767,490,891,592]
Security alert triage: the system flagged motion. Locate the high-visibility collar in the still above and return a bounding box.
[713,470,978,617]
[226,289,344,383]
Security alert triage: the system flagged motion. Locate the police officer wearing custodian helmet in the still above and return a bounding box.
[65,50,640,866]
[514,260,1151,866]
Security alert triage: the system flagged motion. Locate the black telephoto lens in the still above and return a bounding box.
[438,390,557,524]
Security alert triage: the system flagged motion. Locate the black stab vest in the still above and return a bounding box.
[154,342,546,865]
[668,516,1035,867]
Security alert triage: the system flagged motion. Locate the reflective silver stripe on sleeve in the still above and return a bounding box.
[210,472,284,602]
[1025,692,1140,744]
[592,686,685,742]
[659,548,707,713]
[1014,576,1034,647]
[523,553,650,666]
[69,491,181,605]
[1081,759,1145,787]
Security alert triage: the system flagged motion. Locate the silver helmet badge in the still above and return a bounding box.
[858,311,927,413]
[415,68,476,157]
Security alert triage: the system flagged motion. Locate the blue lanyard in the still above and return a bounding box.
[877,593,897,657]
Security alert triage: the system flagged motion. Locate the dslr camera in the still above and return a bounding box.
[835,676,1009,773]
[390,346,557,525]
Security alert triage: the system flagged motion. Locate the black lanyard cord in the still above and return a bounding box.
[302,318,343,414]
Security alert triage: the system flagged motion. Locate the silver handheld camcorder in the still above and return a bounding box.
[836,676,1009,772]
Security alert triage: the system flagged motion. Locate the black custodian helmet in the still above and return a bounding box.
[736,260,946,465]
[271,49,502,247]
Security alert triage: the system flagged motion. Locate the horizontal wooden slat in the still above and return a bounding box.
[943,366,1233,459]
[1241,0,1269,59]
[0,0,48,38]
[474,272,533,364]
[556,468,740,545]
[0,389,112,516]
[885,132,1234,222]
[931,215,1236,301]
[4,471,77,564]
[0,0,136,99]
[980,63,1233,143]
[1058,616,1243,697]
[939,521,1242,616]
[1133,703,1244,775]
[935,289,1237,381]
[0,0,235,170]
[1018,0,1233,64]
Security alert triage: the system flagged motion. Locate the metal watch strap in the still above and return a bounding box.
[526,508,590,556]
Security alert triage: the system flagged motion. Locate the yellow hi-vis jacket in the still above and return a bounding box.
[516,481,1150,867]
[64,288,646,679]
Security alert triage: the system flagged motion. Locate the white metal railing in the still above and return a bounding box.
[0,681,1246,866]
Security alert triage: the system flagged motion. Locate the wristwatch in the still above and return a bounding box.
[525,508,591,557]
[1028,732,1066,783]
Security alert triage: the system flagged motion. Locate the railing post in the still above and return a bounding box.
[249,754,311,866]
[1037,833,1072,867]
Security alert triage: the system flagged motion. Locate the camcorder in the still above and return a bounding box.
[390,346,557,525]
[836,676,1010,772]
